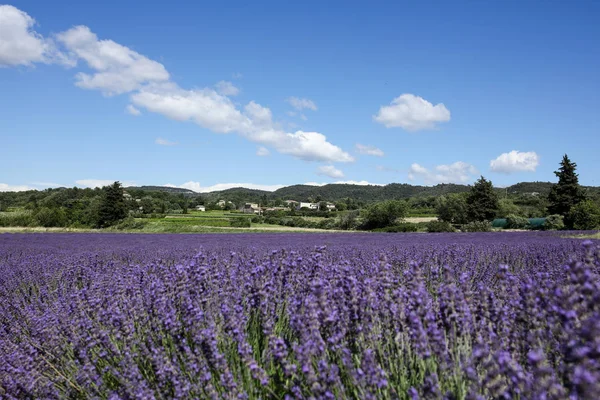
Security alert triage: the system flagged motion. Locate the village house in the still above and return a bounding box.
[243,203,261,214]
[195,205,206,212]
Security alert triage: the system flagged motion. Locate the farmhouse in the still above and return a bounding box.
[195,205,206,212]
[243,203,261,214]
[298,202,318,210]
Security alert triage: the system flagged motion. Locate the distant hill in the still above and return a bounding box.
[125,186,196,194]
[120,181,600,204]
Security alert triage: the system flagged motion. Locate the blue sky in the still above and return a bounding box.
[1,0,599,192]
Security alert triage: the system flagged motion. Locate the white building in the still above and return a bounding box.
[195,205,206,212]
[298,202,318,210]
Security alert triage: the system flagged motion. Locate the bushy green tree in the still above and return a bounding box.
[436,193,469,224]
[497,198,522,218]
[542,214,565,231]
[97,182,127,228]
[568,200,600,230]
[361,200,408,230]
[548,155,586,226]
[467,176,499,222]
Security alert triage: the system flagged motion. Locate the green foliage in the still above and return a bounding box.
[467,176,499,222]
[425,220,456,232]
[97,182,128,228]
[543,214,565,231]
[497,198,522,218]
[360,200,408,230]
[462,221,492,232]
[506,214,530,229]
[435,193,469,224]
[34,207,68,227]
[229,217,251,228]
[374,223,419,232]
[568,200,600,230]
[337,210,359,230]
[250,215,265,224]
[548,155,586,226]
[0,211,36,227]
[113,216,147,230]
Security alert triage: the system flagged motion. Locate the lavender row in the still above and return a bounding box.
[1,232,599,399]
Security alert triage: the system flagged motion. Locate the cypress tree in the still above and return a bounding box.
[467,176,499,222]
[97,182,127,228]
[547,154,586,222]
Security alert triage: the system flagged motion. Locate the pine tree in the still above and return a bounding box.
[97,182,127,228]
[547,154,586,220]
[466,176,499,222]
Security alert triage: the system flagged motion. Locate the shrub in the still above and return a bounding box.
[34,207,68,227]
[337,211,359,230]
[426,220,456,233]
[317,219,337,230]
[462,221,492,232]
[250,215,265,224]
[0,211,36,227]
[542,214,565,231]
[375,223,419,233]
[229,218,251,228]
[114,216,147,230]
[568,200,600,230]
[506,214,530,229]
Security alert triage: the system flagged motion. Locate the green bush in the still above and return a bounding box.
[114,216,147,230]
[0,211,36,227]
[229,218,251,228]
[374,223,419,233]
[462,221,492,232]
[542,214,565,231]
[426,220,456,233]
[250,215,265,224]
[568,200,600,230]
[505,214,530,229]
[34,207,68,227]
[317,219,338,230]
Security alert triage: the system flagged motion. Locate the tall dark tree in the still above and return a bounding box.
[97,182,127,228]
[547,154,586,220]
[467,176,499,222]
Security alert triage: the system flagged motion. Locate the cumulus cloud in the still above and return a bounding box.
[356,143,384,157]
[126,104,141,116]
[256,146,270,156]
[374,94,451,131]
[490,150,540,173]
[215,80,240,96]
[0,183,36,192]
[408,161,478,184]
[2,6,352,164]
[317,165,345,179]
[155,137,177,146]
[286,97,317,111]
[0,5,71,67]
[56,25,170,95]
[164,181,285,193]
[75,179,135,188]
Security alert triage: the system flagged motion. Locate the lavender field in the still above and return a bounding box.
[1,233,599,399]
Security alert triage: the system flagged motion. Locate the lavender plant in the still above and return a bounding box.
[0,232,598,399]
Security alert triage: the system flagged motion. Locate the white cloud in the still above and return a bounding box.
[374,94,451,131]
[317,165,345,179]
[287,97,317,111]
[0,183,36,192]
[356,143,384,157]
[0,5,71,67]
[30,181,65,188]
[232,72,242,79]
[165,181,285,193]
[408,161,478,184]
[56,25,169,95]
[155,137,177,146]
[1,8,351,164]
[304,180,384,186]
[76,179,135,188]
[490,150,540,173]
[126,104,141,116]
[215,80,240,96]
[256,146,270,156]
[300,114,307,121]
[286,111,297,117]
